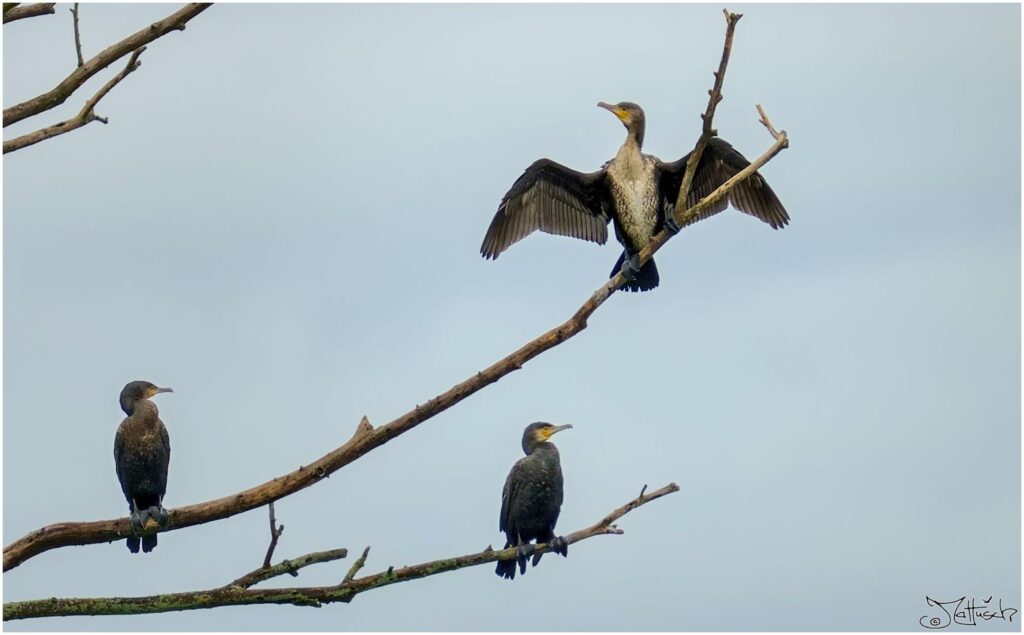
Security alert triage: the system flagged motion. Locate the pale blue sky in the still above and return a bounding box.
[3,3,1020,631]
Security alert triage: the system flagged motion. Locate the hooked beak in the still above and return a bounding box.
[549,424,573,435]
[154,387,174,394]
[597,101,625,122]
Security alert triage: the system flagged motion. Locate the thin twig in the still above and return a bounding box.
[3,12,788,570]
[342,546,370,584]
[673,9,743,228]
[4,484,678,619]
[223,549,349,591]
[2,2,54,23]
[262,502,284,570]
[3,3,210,127]
[756,104,785,142]
[3,47,144,154]
[70,3,84,67]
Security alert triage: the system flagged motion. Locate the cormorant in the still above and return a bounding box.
[496,422,572,580]
[114,380,173,553]
[480,101,789,291]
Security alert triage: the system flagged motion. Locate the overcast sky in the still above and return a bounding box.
[2,3,1020,631]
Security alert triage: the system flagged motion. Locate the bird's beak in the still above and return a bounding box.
[548,424,573,436]
[597,102,625,121]
[154,387,174,394]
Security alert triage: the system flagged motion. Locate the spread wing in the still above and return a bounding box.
[658,137,789,231]
[481,159,611,259]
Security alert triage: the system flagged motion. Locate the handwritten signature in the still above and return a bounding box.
[920,596,1017,629]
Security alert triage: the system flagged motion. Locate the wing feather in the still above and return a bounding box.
[657,137,789,231]
[481,159,611,259]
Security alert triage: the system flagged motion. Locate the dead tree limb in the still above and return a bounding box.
[4,484,678,620]
[2,2,54,23]
[261,502,285,570]
[71,3,84,67]
[674,9,743,223]
[3,3,210,128]
[222,548,349,592]
[3,47,145,154]
[3,8,787,573]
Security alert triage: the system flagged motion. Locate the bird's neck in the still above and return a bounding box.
[527,442,560,459]
[615,134,645,171]
[129,400,160,425]
[627,120,645,149]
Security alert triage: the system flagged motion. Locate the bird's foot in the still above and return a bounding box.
[619,255,641,281]
[139,507,159,531]
[549,536,569,558]
[664,214,683,235]
[129,510,146,534]
[515,543,535,575]
[150,505,170,528]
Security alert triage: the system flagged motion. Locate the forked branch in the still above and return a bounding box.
[3,7,787,573]
[3,3,209,127]
[4,484,678,620]
[4,47,145,154]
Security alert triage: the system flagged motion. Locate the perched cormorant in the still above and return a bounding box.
[496,422,572,580]
[481,101,789,291]
[114,380,173,553]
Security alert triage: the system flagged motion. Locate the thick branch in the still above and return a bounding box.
[3,11,787,572]
[3,3,209,127]
[4,47,145,154]
[2,2,54,23]
[4,484,677,620]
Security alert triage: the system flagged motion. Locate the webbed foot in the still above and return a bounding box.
[515,543,535,575]
[550,536,569,558]
[129,509,146,534]
[152,505,170,528]
[619,254,641,281]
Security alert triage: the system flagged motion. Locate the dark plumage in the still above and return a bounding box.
[496,422,572,580]
[481,101,789,291]
[114,380,173,553]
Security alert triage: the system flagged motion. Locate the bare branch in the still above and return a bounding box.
[262,502,285,570]
[4,47,145,154]
[223,549,349,591]
[3,3,210,128]
[2,2,54,23]
[70,3,84,67]
[4,484,678,620]
[757,103,785,141]
[673,8,743,228]
[342,546,370,584]
[3,9,787,572]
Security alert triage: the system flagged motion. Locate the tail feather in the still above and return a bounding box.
[141,533,158,553]
[495,558,517,580]
[126,536,140,553]
[611,252,659,292]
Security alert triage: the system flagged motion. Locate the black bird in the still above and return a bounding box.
[496,422,573,580]
[114,380,173,553]
[481,101,789,291]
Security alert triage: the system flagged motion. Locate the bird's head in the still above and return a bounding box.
[522,421,573,454]
[598,101,646,146]
[119,380,173,415]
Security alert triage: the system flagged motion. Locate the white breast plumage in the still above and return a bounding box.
[607,153,659,250]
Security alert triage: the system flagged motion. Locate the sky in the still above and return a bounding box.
[2,2,1020,631]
